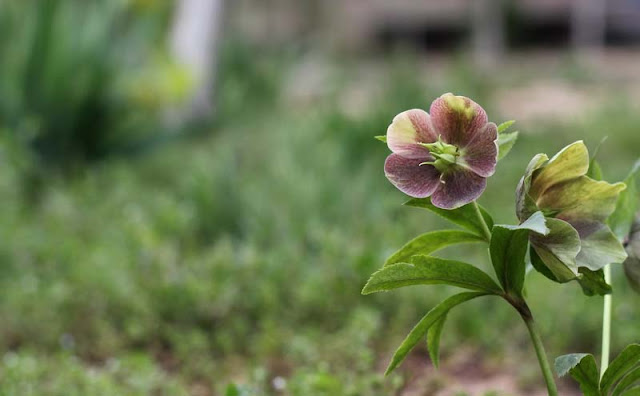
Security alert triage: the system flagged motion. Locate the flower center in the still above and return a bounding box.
[419,137,460,173]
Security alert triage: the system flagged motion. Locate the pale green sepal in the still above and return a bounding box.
[529,141,589,199]
[536,177,626,225]
[529,218,581,282]
[576,225,627,271]
[516,153,549,222]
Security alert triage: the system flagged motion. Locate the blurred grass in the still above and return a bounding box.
[1,40,640,394]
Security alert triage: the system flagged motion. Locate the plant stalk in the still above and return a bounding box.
[520,307,559,396]
[600,264,612,378]
[473,201,492,242]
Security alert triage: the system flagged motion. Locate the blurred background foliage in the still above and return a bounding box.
[0,0,639,395]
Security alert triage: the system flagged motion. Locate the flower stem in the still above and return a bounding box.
[519,304,559,396]
[600,264,612,378]
[473,201,492,242]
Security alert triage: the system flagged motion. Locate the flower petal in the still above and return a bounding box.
[572,222,627,271]
[386,109,438,159]
[430,167,486,209]
[429,93,488,148]
[384,154,440,198]
[516,153,549,222]
[529,218,581,282]
[537,177,626,224]
[529,141,589,199]
[459,122,498,177]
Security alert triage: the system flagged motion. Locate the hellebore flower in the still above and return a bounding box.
[516,141,627,282]
[623,214,640,293]
[384,93,498,209]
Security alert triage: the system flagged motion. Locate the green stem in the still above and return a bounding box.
[473,201,492,242]
[520,306,559,396]
[600,264,612,378]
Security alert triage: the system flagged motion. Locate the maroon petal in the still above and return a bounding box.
[460,122,498,177]
[384,153,441,198]
[386,109,438,159]
[429,93,489,148]
[431,167,487,209]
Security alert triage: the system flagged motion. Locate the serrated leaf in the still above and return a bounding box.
[362,256,502,295]
[609,160,640,241]
[404,198,494,241]
[490,212,548,296]
[577,267,612,296]
[554,353,600,396]
[601,344,640,394]
[497,120,515,133]
[427,314,447,368]
[497,131,519,160]
[385,292,489,374]
[613,367,640,396]
[384,230,484,267]
[374,135,387,143]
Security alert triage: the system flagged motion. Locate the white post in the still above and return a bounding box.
[170,0,224,121]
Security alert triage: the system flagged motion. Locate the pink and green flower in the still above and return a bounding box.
[516,141,628,281]
[384,93,498,209]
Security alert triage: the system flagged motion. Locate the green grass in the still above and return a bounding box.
[0,49,639,394]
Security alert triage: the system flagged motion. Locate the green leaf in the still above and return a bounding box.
[362,256,502,295]
[225,384,240,396]
[405,198,494,240]
[555,353,601,396]
[384,230,484,267]
[530,243,560,282]
[490,212,548,295]
[601,344,640,394]
[620,387,640,396]
[577,267,612,296]
[497,131,519,160]
[588,159,603,180]
[427,314,447,368]
[374,135,387,143]
[609,159,640,241]
[497,120,515,133]
[613,367,640,396]
[530,217,582,282]
[587,137,608,180]
[385,292,489,374]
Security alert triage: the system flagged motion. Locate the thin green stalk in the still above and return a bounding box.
[600,264,612,378]
[473,201,492,242]
[521,310,559,396]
